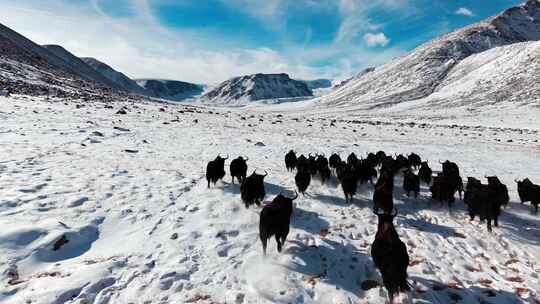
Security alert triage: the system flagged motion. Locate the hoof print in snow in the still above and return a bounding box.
[124,149,139,153]
[53,235,69,251]
[116,109,127,115]
[254,142,265,147]
[170,233,179,240]
[193,119,198,123]
[91,131,104,137]
[361,280,379,291]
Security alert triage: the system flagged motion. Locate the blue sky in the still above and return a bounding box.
[0,0,525,83]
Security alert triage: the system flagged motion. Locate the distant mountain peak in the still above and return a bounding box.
[201,73,313,104]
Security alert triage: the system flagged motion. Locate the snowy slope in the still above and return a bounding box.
[1,95,540,304]
[136,79,204,101]
[319,0,540,108]
[81,57,148,95]
[201,73,313,104]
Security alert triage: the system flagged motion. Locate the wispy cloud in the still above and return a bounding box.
[363,32,390,47]
[455,7,474,17]
[0,0,408,84]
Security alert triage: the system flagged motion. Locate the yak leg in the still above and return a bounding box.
[534,202,539,214]
[276,235,283,253]
[260,235,268,255]
[487,219,492,233]
[494,215,499,227]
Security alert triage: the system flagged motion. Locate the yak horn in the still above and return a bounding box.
[244,157,249,161]
[263,170,268,177]
[292,191,299,200]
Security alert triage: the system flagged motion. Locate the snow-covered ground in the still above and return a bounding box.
[1,95,540,304]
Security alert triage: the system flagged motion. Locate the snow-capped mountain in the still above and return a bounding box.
[80,57,148,95]
[135,79,204,101]
[201,73,312,104]
[319,0,540,108]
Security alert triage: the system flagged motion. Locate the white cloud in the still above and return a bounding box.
[455,7,474,17]
[363,32,390,47]
[0,0,406,84]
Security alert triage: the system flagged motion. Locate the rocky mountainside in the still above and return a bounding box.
[0,22,122,98]
[81,57,148,95]
[42,45,121,90]
[201,73,312,104]
[319,0,540,108]
[135,79,204,101]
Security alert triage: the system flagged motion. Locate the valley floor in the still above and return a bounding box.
[1,95,540,304]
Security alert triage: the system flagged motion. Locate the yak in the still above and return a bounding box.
[464,177,503,232]
[371,208,410,303]
[407,153,421,169]
[240,170,267,208]
[347,152,358,165]
[374,170,394,214]
[284,150,297,172]
[353,160,377,185]
[516,178,540,214]
[316,154,329,171]
[341,169,358,203]
[230,156,248,184]
[486,176,509,208]
[295,169,311,195]
[403,169,420,198]
[206,155,228,187]
[329,153,342,169]
[259,192,297,255]
[418,161,432,185]
[318,165,332,185]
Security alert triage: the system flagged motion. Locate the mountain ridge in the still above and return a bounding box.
[318,0,540,108]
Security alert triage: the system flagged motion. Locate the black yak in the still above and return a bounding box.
[329,153,342,169]
[206,155,228,187]
[284,150,297,172]
[464,177,503,232]
[374,170,394,214]
[295,169,311,195]
[259,192,297,254]
[418,161,432,185]
[341,169,358,203]
[516,178,540,214]
[403,169,420,198]
[230,156,248,184]
[486,176,509,208]
[407,153,421,169]
[240,170,267,208]
[347,152,358,165]
[371,208,410,303]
